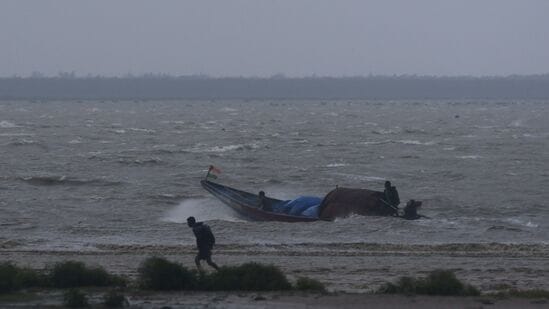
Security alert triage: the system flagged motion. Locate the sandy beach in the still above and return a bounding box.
[2,242,548,294]
[3,290,549,308]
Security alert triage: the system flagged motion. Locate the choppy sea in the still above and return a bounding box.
[1,100,548,252]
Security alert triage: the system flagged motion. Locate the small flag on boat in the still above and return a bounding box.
[206,165,221,179]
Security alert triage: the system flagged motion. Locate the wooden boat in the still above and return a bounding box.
[200,180,325,222]
[201,178,424,221]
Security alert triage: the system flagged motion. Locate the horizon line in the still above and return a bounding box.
[2,72,549,79]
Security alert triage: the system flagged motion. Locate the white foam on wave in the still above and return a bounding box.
[457,155,482,159]
[0,133,35,137]
[395,140,436,145]
[505,218,539,228]
[510,119,523,127]
[161,198,244,223]
[326,163,348,168]
[161,120,185,125]
[335,173,385,182]
[189,143,259,153]
[373,129,399,135]
[361,140,386,145]
[208,145,244,152]
[220,107,238,112]
[13,139,37,145]
[129,128,156,133]
[0,120,18,128]
[109,129,126,134]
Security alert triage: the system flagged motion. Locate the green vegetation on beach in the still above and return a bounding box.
[63,288,89,308]
[0,260,125,294]
[50,261,126,288]
[138,258,293,291]
[0,262,47,293]
[377,269,480,296]
[295,276,327,292]
[137,256,195,290]
[4,257,549,308]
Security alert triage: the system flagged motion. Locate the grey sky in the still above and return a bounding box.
[1,0,548,77]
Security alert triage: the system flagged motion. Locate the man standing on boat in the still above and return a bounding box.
[187,216,219,271]
[382,181,400,216]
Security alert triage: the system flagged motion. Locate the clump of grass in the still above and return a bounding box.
[103,289,127,308]
[206,262,292,291]
[295,277,326,292]
[63,289,89,308]
[0,262,47,293]
[137,257,195,290]
[378,270,480,296]
[49,261,125,288]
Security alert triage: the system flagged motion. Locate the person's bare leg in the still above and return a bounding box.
[206,257,219,270]
[195,255,203,270]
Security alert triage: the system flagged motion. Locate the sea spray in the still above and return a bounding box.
[161,198,244,223]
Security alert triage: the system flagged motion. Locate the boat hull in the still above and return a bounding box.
[201,180,323,222]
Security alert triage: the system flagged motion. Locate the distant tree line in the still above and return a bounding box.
[1,74,549,100]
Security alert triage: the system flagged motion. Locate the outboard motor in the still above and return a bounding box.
[402,199,422,220]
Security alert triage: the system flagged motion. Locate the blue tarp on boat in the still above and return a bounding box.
[301,204,321,217]
[272,196,322,218]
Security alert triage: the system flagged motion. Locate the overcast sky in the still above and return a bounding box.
[1,0,548,77]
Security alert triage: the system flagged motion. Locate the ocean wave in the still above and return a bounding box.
[505,218,539,228]
[362,140,435,146]
[161,120,186,125]
[8,139,37,146]
[151,148,182,155]
[208,145,246,152]
[474,125,498,129]
[326,163,348,167]
[336,173,385,182]
[395,140,436,145]
[18,176,122,186]
[117,157,163,165]
[372,129,400,135]
[129,127,156,133]
[361,140,390,145]
[0,120,19,128]
[404,128,427,134]
[108,129,126,134]
[161,198,245,223]
[456,155,483,159]
[148,193,190,201]
[487,225,523,232]
[0,133,35,137]
[187,144,259,153]
[0,239,22,249]
[509,119,523,127]
[220,107,238,112]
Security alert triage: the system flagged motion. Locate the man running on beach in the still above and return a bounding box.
[187,216,219,271]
